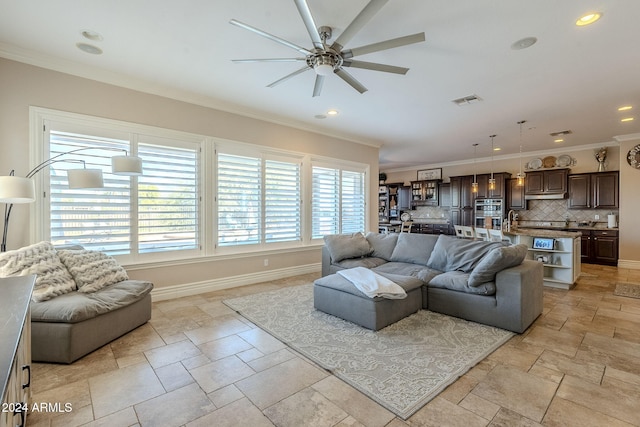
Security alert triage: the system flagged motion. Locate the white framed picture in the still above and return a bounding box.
[417,168,442,180]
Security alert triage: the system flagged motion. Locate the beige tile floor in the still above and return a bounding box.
[27,263,640,427]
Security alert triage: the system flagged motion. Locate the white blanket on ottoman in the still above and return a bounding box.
[337,267,407,299]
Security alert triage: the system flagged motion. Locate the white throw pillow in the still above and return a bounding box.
[0,241,76,302]
[57,249,129,293]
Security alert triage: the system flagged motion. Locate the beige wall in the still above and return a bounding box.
[382,143,640,267]
[0,58,380,290]
[617,136,640,266]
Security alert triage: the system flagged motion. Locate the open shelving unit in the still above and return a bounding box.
[516,234,581,290]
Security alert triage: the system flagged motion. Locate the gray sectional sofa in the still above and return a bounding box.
[315,232,543,333]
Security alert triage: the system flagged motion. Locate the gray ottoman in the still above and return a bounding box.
[313,272,424,331]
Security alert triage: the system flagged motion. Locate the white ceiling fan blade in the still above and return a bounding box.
[312,75,324,97]
[266,66,311,88]
[293,0,324,50]
[342,60,409,75]
[335,68,368,94]
[330,0,388,51]
[342,32,426,59]
[232,58,306,63]
[230,19,312,55]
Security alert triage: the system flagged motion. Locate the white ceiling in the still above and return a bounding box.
[1,1,639,169]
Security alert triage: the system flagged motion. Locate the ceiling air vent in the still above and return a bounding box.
[451,94,482,106]
[549,130,573,137]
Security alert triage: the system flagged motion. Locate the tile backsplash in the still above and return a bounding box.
[515,199,618,228]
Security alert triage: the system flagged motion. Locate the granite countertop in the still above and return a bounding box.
[411,218,449,224]
[518,224,618,232]
[505,228,582,238]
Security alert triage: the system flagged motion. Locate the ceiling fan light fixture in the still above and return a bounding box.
[314,63,334,76]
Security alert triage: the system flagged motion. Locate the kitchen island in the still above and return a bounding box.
[505,228,581,290]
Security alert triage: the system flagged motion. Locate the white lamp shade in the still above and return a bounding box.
[67,169,104,189]
[111,155,143,175]
[0,176,36,203]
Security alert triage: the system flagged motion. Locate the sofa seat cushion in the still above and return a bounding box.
[333,256,388,270]
[30,280,154,323]
[428,271,496,295]
[373,262,441,284]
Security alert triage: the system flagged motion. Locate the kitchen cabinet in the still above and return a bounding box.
[1,276,35,427]
[506,178,526,210]
[379,183,410,222]
[450,176,473,226]
[568,229,618,265]
[438,182,451,208]
[568,171,619,209]
[475,172,511,199]
[525,169,568,198]
[410,180,441,206]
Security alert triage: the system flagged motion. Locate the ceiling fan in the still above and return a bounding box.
[230,0,426,97]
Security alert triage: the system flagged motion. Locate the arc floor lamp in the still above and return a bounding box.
[0,148,143,252]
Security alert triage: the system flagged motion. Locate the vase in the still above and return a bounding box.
[597,161,606,172]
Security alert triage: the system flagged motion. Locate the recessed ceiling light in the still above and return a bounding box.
[327,109,339,116]
[618,105,633,111]
[621,117,635,122]
[576,12,602,26]
[76,42,103,55]
[554,138,564,143]
[510,37,537,50]
[81,30,103,41]
[314,114,326,119]
[549,130,572,137]
[493,147,501,151]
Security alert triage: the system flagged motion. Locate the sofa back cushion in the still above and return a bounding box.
[467,244,528,287]
[389,233,439,265]
[57,249,129,293]
[323,233,372,262]
[0,241,76,302]
[426,235,505,273]
[365,232,398,260]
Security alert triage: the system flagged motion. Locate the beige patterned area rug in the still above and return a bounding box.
[614,282,640,299]
[224,284,513,419]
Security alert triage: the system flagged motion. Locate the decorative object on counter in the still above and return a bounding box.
[608,213,617,228]
[379,172,387,184]
[595,147,607,172]
[516,120,526,186]
[627,144,640,169]
[416,168,442,180]
[488,135,496,192]
[471,143,479,193]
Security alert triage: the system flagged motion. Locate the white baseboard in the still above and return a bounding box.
[151,263,321,301]
[617,259,640,270]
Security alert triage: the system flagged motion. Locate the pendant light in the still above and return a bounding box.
[516,120,526,186]
[471,143,479,193]
[488,135,496,193]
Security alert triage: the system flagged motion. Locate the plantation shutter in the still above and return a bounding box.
[137,142,199,253]
[48,130,132,254]
[341,170,365,233]
[311,166,340,238]
[217,153,261,246]
[265,159,301,243]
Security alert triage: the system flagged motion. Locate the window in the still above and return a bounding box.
[217,152,301,247]
[34,108,368,263]
[311,166,366,239]
[44,124,200,258]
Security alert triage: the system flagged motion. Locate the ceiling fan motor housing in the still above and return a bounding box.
[308,51,341,75]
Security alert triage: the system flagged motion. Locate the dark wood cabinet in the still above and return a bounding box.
[450,176,473,226]
[525,169,568,196]
[568,171,619,209]
[410,180,440,206]
[569,229,618,265]
[475,172,510,199]
[506,178,526,210]
[438,182,451,208]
